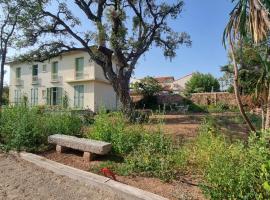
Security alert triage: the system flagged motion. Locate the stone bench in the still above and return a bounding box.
[48,134,112,162]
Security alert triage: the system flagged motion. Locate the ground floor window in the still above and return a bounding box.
[14,90,21,105]
[31,88,38,106]
[74,85,84,108]
[46,87,63,106]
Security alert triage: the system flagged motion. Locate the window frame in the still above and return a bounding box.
[74,85,84,108]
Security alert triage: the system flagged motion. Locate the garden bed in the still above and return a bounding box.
[39,149,205,200]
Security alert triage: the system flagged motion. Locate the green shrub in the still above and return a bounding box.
[0,106,83,152]
[89,110,176,181]
[177,117,270,199]
[124,131,175,181]
[89,110,142,155]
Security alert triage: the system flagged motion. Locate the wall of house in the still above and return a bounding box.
[9,51,118,111]
[93,82,118,112]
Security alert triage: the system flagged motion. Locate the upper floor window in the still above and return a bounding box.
[42,64,47,72]
[75,57,84,79]
[32,65,38,76]
[32,65,38,84]
[51,61,59,81]
[16,67,21,79]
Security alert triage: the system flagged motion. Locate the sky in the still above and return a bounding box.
[4,0,234,84]
[134,0,234,80]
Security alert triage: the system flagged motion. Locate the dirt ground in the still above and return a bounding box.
[42,150,205,200]
[0,153,124,200]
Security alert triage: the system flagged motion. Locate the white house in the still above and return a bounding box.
[8,50,119,112]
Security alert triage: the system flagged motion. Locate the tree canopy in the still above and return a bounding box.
[14,0,191,114]
[132,76,162,97]
[184,72,220,95]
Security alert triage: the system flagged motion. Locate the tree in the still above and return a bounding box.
[0,1,19,108]
[222,38,270,129]
[133,76,162,97]
[184,72,220,95]
[0,0,37,108]
[224,0,270,132]
[16,0,191,115]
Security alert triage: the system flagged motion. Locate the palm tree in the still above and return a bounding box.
[224,0,270,132]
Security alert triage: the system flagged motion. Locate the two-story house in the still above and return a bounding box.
[8,50,119,112]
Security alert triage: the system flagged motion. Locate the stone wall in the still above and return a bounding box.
[156,94,184,105]
[131,94,184,105]
[190,92,257,108]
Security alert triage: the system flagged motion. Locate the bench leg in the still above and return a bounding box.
[56,145,65,153]
[83,152,95,162]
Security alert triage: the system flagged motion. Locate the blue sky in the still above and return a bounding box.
[4,0,234,84]
[134,0,234,79]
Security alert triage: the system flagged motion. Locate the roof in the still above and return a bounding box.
[154,76,175,83]
[175,73,194,81]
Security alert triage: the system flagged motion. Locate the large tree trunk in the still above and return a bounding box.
[0,51,6,109]
[229,36,256,133]
[111,77,133,116]
[265,85,270,129]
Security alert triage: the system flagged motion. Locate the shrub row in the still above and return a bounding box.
[0,106,83,152]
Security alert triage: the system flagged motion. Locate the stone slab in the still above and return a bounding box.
[48,134,111,155]
[19,152,168,200]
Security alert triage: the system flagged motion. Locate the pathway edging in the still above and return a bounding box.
[19,152,168,200]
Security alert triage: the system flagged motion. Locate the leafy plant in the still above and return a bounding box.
[0,106,83,152]
[177,117,270,199]
[184,72,220,95]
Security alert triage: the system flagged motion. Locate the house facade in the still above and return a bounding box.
[8,50,119,112]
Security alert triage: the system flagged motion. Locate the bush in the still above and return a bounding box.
[88,110,176,181]
[0,106,83,152]
[89,110,142,155]
[177,117,270,199]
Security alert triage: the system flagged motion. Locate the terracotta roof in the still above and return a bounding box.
[154,76,174,83]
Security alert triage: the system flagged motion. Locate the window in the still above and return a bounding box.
[32,65,38,76]
[42,64,47,72]
[32,65,38,83]
[46,87,63,106]
[16,68,21,79]
[74,85,84,108]
[31,88,38,106]
[51,61,58,81]
[14,90,21,105]
[75,57,84,79]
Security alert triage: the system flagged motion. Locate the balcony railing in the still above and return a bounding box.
[51,73,59,82]
[75,71,90,80]
[75,71,84,80]
[32,75,39,84]
[15,78,23,86]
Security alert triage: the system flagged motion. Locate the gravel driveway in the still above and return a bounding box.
[0,153,123,200]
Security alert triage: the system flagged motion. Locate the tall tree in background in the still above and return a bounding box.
[0,0,37,108]
[0,1,19,108]
[17,0,191,115]
[224,0,270,132]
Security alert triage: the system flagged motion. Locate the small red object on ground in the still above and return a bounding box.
[100,167,117,181]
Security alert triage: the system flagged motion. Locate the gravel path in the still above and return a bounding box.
[0,153,124,200]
